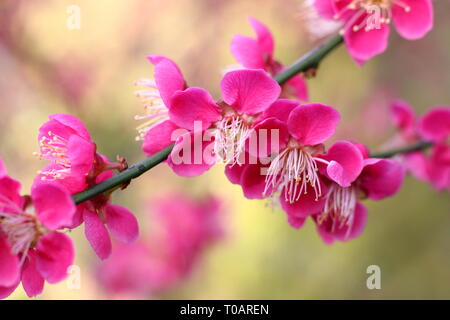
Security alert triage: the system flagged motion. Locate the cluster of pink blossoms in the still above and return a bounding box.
[97,193,224,297]
[314,0,434,63]
[135,19,411,244]
[390,101,450,191]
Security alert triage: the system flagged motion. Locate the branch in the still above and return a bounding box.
[72,34,344,204]
[371,141,432,158]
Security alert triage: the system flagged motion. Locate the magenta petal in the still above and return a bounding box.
[392,0,433,40]
[280,186,326,218]
[105,204,139,244]
[0,157,5,174]
[221,69,281,114]
[35,232,74,283]
[287,215,307,229]
[344,21,390,62]
[287,103,340,146]
[248,117,289,159]
[403,151,429,182]
[241,163,269,199]
[284,75,309,102]
[261,99,299,123]
[169,87,221,130]
[67,134,95,175]
[325,141,364,187]
[31,183,76,230]
[49,113,91,141]
[147,55,185,107]
[34,164,87,194]
[0,175,23,214]
[391,100,416,138]
[225,164,246,185]
[21,251,44,297]
[83,209,112,260]
[168,132,216,177]
[359,158,405,200]
[142,120,180,157]
[337,202,368,241]
[0,236,20,287]
[248,17,274,56]
[419,106,450,142]
[231,35,266,69]
[314,0,336,19]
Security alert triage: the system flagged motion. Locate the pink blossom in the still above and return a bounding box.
[0,160,75,298]
[138,56,281,174]
[35,114,139,260]
[314,0,434,63]
[231,17,308,101]
[97,193,224,297]
[313,141,405,244]
[391,102,450,191]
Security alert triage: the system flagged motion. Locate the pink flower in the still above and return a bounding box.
[231,17,308,101]
[97,193,225,297]
[313,141,405,244]
[35,114,139,260]
[0,160,75,298]
[138,57,281,174]
[391,101,450,191]
[314,0,434,62]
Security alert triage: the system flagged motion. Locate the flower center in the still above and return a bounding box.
[318,184,357,237]
[264,147,323,203]
[0,201,44,262]
[134,78,169,141]
[214,115,251,165]
[33,131,71,181]
[335,0,411,32]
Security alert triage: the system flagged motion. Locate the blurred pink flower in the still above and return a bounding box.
[391,101,450,191]
[97,193,225,297]
[231,17,308,101]
[35,114,139,260]
[0,160,75,298]
[314,0,434,63]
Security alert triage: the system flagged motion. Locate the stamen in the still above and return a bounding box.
[134,78,169,141]
[34,131,71,180]
[318,184,357,238]
[214,116,251,165]
[264,148,322,203]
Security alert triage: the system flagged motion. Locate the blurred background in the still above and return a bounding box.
[0,0,449,299]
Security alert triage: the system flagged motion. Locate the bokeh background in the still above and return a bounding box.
[1,0,449,299]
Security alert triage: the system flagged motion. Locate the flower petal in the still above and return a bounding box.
[247,117,289,159]
[344,20,390,62]
[0,175,23,214]
[392,0,433,40]
[287,215,307,229]
[35,232,74,283]
[231,35,266,69]
[31,183,76,230]
[287,103,340,146]
[224,164,246,185]
[280,185,327,218]
[83,209,112,260]
[419,106,450,142]
[221,69,281,114]
[48,113,91,141]
[105,204,139,244]
[167,131,216,177]
[67,134,95,175]
[261,99,299,123]
[0,236,20,287]
[21,251,45,297]
[283,75,309,102]
[359,158,405,200]
[324,141,364,187]
[142,120,180,157]
[391,100,416,139]
[147,55,186,107]
[241,163,270,199]
[169,87,221,130]
[248,17,274,57]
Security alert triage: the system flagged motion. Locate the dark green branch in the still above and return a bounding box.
[371,141,432,158]
[274,34,343,85]
[73,145,173,204]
